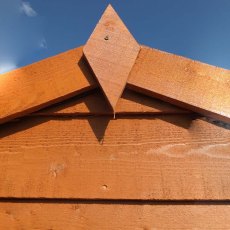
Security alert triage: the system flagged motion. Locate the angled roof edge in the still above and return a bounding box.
[0,4,229,124]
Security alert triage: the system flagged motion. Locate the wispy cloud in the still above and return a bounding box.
[39,38,47,49]
[0,0,45,74]
[0,62,17,74]
[20,1,37,17]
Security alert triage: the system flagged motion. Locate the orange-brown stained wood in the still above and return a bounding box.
[0,46,97,125]
[0,116,229,200]
[128,46,230,123]
[1,43,229,124]
[1,202,230,229]
[83,5,140,111]
[35,89,189,116]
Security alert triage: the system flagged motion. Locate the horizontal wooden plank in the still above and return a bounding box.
[0,116,229,199]
[1,202,230,229]
[0,47,96,124]
[128,46,230,123]
[35,89,189,115]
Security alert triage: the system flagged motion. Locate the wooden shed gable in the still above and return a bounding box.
[0,4,230,229]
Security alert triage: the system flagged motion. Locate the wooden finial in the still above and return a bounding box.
[83,4,140,112]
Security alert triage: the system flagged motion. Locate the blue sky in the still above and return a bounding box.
[1,0,230,73]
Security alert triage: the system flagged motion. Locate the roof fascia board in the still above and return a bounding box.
[0,47,97,125]
[127,46,230,123]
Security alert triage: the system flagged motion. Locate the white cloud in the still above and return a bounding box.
[39,38,47,48]
[20,2,37,17]
[0,0,44,74]
[0,62,17,74]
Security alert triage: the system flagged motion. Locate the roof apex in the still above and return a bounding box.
[83,4,140,112]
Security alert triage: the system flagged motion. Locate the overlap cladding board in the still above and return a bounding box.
[83,4,140,111]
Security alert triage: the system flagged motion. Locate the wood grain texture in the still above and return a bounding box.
[128,46,230,123]
[83,5,140,111]
[35,89,189,116]
[1,202,230,229]
[0,116,229,199]
[0,46,96,125]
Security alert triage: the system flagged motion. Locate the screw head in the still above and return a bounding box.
[104,35,109,40]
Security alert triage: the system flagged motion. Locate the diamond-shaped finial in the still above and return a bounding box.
[83,4,140,112]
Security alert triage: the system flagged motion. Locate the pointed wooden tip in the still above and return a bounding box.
[101,4,116,17]
[106,4,114,10]
[83,4,140,111]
